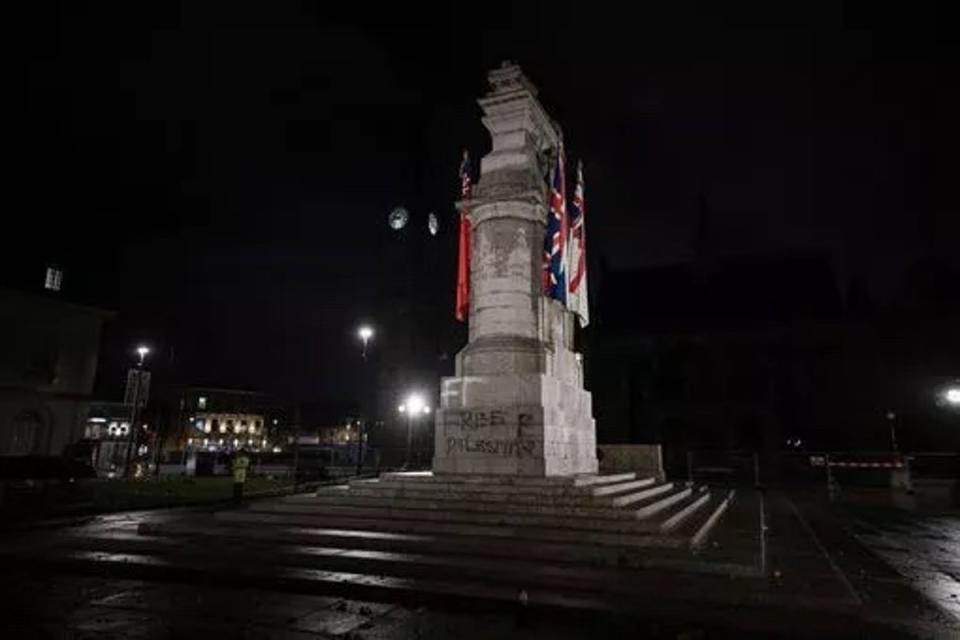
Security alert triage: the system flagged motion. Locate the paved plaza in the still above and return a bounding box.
[2,488,959,638]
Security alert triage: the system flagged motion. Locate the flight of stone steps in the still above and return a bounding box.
[2,473,745,612]
[223,472,735,553]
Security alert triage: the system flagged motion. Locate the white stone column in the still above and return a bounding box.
[433,62,598,477]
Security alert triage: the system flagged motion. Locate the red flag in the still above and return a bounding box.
[455,150,472,322]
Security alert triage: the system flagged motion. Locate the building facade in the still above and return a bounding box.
[170,386,280,456]
[0,287,109,456]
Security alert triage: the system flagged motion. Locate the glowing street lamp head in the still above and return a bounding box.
[946,388,960,406]
[406,394,424,415]
[358,326,374,342]
[136,346,150,358]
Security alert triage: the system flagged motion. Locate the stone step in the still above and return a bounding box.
[248,486,696,529]
[688,489,737,550]
[286,484,677,517]
[135,519,728,571]
[2,539,769,614]
[213,509,687,548]
[347,476,651,497]
[2,545,616,611]
[634,486,693,519]
[609,482,675,507]
[589,477,658,496]
[23,528,715,595]
[287,493,608,516]
[329,482,662,505]
[309,486,612,506]
[373,472,636,488]
[570,472,638,487]
[659,487,711,534]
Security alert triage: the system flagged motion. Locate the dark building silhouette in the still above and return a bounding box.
[0,287,110,455]
[587,250,960,475]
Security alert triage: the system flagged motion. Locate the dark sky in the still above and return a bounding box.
[2,2,953,405]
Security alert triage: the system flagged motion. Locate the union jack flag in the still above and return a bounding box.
[566,160,589,326]
[543,143,568,303]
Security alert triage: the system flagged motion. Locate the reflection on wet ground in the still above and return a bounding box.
[851,511,960,623]
[2,494,960,638]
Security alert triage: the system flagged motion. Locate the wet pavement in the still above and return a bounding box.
[2,492,959,638]
[848,508,960,624]
[0,571,938,639]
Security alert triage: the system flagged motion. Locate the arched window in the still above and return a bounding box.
[7,410,44,455]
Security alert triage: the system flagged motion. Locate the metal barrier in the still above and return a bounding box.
[686,449,960,491]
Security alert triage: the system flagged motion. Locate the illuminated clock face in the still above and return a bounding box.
[427,213,438,236]
[388,207,409,231]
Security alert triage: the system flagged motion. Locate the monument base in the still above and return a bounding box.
[433,371,598,477]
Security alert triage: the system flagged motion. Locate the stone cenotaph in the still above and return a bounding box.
[433,63,598,477]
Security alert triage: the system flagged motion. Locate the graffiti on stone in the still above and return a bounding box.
[445,435,538,458]
[445,409,534,433]
[441,407,540,458]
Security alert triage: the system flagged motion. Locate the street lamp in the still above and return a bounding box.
[357,326,374,361]
[355,324,375,476]
[886,410,898,454]
[124,344,150,477]
[398,393,430,470]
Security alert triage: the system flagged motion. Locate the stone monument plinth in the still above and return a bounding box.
[432,63,598,477]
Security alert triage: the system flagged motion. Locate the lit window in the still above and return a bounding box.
[198,396,207,409]
[44,266,63,291]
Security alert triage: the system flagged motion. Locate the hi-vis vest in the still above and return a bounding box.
[233,455,250,483]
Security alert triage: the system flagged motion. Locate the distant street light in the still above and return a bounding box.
[886,410,898,454]
[355,324,375,476]
[125,344,151,476]
[357,326,374,361]
[398,393,430,470]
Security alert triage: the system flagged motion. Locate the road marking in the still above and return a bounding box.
[786,500,863,606]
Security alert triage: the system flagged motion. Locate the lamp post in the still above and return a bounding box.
[356,325,374,475]
[123,345,150,477]
[886,411,898,455]
[398,393,430,470]
[358,325,374,361]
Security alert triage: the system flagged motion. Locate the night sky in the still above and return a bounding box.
[2,3,953,407]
